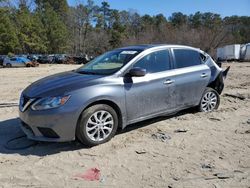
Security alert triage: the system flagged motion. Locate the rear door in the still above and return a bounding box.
[171,48,210,108]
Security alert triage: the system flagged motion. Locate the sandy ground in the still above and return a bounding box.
[0,63,249,188]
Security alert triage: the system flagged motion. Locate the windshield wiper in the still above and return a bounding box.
[77,70,100,75]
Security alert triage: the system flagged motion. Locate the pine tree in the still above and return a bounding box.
[36,2,68,53]
[35,0,68,19]
[109,10,125,48]
[15,3,47,53]
[0,8,19,54]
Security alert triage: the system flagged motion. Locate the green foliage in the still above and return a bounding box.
[37,3,68,53]
[35,0,68,19]
[169,12,188,26]
[15,4,47,53]
[0,8,19,54]
[109,10,126,48]
[7,52,14,57]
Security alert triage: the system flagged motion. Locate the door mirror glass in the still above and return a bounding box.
[129,67,146,77]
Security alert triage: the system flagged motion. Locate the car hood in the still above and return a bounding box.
[23,71,105,98]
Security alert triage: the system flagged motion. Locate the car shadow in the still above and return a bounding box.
[0,108,197,156]
[118,107,197,134]
[0,118,85,156]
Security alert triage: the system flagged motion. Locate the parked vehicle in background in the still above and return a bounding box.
[3,57,38,67]
[73,54,91,64]
[26,61,39,67]
[27,54,39,61]
[217,44,241,61]
[37,55,55,64]
[240,43,250,61]
[18,54,28,58]
[0,55,6,66]
[54,54,67,64]
[19,44,230,146]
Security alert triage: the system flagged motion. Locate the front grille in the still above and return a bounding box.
[38,127,60,138]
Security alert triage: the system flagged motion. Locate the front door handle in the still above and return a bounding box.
[201,73,208,78]
[164,79,174,85]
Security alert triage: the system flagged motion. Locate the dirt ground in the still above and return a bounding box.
[0,63,249,188]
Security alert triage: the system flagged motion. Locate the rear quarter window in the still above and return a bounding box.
[173,49,201,68]
[200,53,207,62]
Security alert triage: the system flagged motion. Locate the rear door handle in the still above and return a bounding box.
[201,73,208,78]
[164,79,174,85]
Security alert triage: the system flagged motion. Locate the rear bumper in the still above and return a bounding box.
[19,105,80,142]
[208,71,225,95]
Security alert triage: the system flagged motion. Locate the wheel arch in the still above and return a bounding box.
[77,99,123,130]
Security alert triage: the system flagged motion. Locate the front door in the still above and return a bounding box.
[124,49,176,123]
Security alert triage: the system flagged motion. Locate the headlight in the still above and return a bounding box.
[31,95,70,110]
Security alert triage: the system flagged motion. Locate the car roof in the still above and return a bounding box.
[17,57,30,61]
[117,44,161,51]
[117,44,200,51]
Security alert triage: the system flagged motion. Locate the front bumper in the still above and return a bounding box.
[19,103,80,142]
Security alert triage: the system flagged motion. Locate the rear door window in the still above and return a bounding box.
[133,50,171,73]
[173,49,201,68]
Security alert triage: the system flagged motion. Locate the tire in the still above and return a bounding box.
[6,63,11,68]
[76,104,118,146]
[198,87,220,112]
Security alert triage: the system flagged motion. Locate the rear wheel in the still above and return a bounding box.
[76,104,118,146]
[199,87,220,112]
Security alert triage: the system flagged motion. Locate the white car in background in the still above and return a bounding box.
[3,57,36,68]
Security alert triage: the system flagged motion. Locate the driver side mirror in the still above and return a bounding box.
[128,67,146,77]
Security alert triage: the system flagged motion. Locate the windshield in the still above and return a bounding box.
[76,49,142,75]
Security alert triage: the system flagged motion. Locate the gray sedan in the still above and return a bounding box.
[19,45,229,146]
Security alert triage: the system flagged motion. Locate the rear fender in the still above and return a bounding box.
[207,67,230,94]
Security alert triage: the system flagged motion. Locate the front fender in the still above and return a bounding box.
[71,84,127,128]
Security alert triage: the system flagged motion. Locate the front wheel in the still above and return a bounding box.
[76,104,118,146]
[199,87,220,112]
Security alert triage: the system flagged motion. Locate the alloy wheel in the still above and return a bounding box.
[201,91,218,112]
[86,110,114,142]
